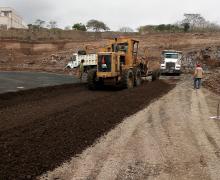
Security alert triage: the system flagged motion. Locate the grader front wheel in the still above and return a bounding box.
[87,69,98,90]
[121,69,134,89]
[134,68,142,86]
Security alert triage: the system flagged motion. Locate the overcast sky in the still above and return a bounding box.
[1,0,219,30]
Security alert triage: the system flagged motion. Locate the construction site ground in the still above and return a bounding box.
[1,32,220,94]
[0,32,220,179]
[203,68,220,95]
[1,75,220,179]
[41,75,220,180]
[0,79,172,179]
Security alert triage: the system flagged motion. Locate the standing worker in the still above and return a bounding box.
[79,59,85,82]
[193,63,204,89]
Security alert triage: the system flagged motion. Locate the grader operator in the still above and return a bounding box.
[87,38,160,89]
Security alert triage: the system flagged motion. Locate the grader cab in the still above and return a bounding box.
[87,38,159,89]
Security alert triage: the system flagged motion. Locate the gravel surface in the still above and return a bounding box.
[40,76,220,180]
[0,80,173,179]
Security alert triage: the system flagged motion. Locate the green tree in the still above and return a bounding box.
[34,19,45,28]
[182,23,190,32]
[86,19,110,32]
[72,23,87,31]
[27,24,41,30]
[155,24,182,32]
[47,20,58,29]
[119,27,134,32]
[156,24,166,31]
[137,25,155,33]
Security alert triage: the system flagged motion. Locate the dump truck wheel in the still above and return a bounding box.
[157,70,161,78]
[152,70,159,81]
[87,69,97,90]
[121,69,134,89]
[65,66,71,72]
[134,68,142,86]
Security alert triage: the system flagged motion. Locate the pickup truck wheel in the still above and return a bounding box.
[121,69,134,89]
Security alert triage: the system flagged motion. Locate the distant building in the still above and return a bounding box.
[0,7,27,29]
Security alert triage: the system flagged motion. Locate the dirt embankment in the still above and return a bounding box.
[0,81,174,179]
[203,68,220,95]
[1,32,220,73]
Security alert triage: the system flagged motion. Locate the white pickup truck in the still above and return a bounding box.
[160,50,182,75]
[66,52,97,71]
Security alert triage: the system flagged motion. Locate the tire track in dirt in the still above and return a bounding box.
[144,79,212,179]
[195,89,220,161]
[40,76,220,180]
[159,106,172,144]
[190,90,220,179]
[205,131,220,158]
[115,110,169,180]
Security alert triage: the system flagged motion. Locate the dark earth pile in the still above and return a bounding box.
[203,68,220,95]
[0,81,174,179]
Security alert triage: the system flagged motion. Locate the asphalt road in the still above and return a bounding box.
[0,71,79,94]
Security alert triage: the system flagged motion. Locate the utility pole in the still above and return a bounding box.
[217,103,220,119]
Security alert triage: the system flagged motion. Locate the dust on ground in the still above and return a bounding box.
[40,75,220,180]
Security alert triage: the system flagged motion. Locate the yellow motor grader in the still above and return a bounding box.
[87,38,160,89]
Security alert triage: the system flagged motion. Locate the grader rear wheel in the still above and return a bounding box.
[121,69,134,89]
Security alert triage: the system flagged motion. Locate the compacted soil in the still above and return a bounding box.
[0,80,173,179]
[40,76,220,180]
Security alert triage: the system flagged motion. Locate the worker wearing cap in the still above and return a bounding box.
[193,63,204,89]
[79,59,85,82]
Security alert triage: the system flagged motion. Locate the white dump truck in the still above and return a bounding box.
[66,51,97,71]
[160,50,183,75]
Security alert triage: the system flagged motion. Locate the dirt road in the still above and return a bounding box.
[0,80,173,179]
[40,76,220,180]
